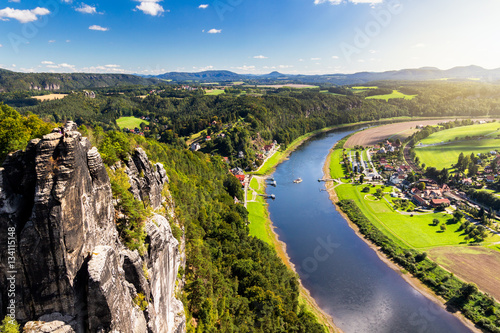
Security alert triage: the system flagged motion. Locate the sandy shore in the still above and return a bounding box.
[322,148,482,333]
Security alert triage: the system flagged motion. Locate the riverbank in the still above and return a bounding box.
[249,116,444,176]
[322,147,482,333]
[247,175,341,332]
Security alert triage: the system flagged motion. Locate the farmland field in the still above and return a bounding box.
[345,119,457,148]
[205,89,225,95]
[32,94,68,101]
[365,89,417,101]
[418,122,500,145]
[351,86,378,90]
[116,116,149,129]
[429,246,500,301]
[415,138,500,170]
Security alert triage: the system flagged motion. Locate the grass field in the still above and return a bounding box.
[205,89,225,96]
[365,90,417,102]
[329,149,347,179]
[116,116,150,129]
[418,122,500,145]
[335,184,500,248]
[247,177,274,244]
[415,138,500,170]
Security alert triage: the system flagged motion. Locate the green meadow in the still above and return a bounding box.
[116,116,149,130]
[329,149,347,179]
[247,177,273,244]
[335,184,500,249]
[414,123,500,170]
[418,122,500,145]
[415,139,500,170]
[365,90,417,101]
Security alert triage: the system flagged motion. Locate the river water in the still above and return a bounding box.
[266,128,473,333]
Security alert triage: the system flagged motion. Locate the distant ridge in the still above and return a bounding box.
[0,71,160,92]
[151,65,500,85]
[1,65,500,92]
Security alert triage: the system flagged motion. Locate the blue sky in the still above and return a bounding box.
[0,0,499,75]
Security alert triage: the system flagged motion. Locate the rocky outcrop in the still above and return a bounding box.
[125,148,169,210]
[0,122,185,332]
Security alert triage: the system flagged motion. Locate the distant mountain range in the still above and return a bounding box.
[1,65,500,92]
[152,65,500,85]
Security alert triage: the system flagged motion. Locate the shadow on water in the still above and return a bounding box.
[266,127,473,333]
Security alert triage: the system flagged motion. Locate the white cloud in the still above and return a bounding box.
[105,64,120,68]
[193,65,214,71]
[235,65,256,71]
[279,65,293,69]
[75,4,99,14]
[198,4,209,9]
[82,65,125,73]
[332,55,339,59]
[66,40,71,43]
[134,0,165,16]
[41,61,54,65]
[46,63,76,70]
[314,0,341,4]
[8,0,21,2]
[0,44,3,47]
[253,55,268,59]
[207,28,221,34]
[412,43,426,48]
[48,40,55,43]
[89,25,108,31]
[311,57,321,60]
[0,7,50,23]
[369,49,378,54]
[314,0,382,4]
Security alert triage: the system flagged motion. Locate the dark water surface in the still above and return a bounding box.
[266,129,472,333]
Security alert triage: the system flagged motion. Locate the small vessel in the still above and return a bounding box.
[294,178,303,183]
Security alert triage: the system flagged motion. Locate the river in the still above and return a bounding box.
[265,128,473,333]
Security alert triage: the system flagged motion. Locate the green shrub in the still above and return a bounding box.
[0,316,20,333]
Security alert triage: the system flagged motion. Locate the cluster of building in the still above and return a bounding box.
[408,179,451,209]
[124,127,147,136]
[230,167,247,187]
[255,141,279,160]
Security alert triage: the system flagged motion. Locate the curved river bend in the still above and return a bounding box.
[266,129,472,333]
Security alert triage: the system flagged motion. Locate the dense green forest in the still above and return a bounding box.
[0,105,326,332]
[0,69,159,92]
[94,129,328,332]
[12,80,500,171]
[3,79,500,332]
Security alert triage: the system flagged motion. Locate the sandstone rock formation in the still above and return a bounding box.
[0,121,185,332]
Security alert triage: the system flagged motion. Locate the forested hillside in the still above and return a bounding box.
[0,104,326,332]
[0,69,159,92]
[14,81,500,171]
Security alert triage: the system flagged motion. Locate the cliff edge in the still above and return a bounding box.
[0,121,185,332]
